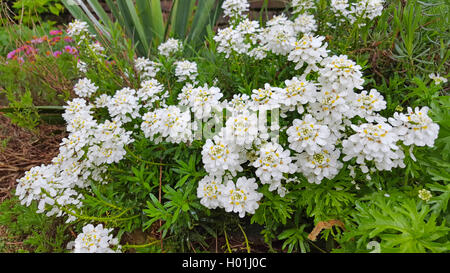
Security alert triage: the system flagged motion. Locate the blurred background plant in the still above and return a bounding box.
[61,0,225,56]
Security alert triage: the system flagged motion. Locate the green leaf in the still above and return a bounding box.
[171,0,195,39]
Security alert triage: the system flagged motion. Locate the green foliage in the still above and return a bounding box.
[11,0,65,25]
[0,195,71,253]
[337,192,450,253]
[1,87,40,131]
[61,0,224,56]
[0,53,75,130]
[296,179,356,223]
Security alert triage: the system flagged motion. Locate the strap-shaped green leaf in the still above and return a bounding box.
[171,0,195,40]
[117,0,150,56]
[86,0,113,27]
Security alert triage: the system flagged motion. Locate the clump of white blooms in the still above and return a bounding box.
[252,142,297,195]
[319,55,364,91]
[292,0,316,14]
[429,73,447,85]
[73,77,98,98]
[137,79,168,108]
[66,19,89,39]
[260,14,296,56]
[222,110,259,148]
[295,146,343,184]
[352,89,387,120]
[135,57,161,80]
[331,0,350,16]
[288,34,328,72]
[219,177,263,218]
[202,135,243,177]
[158,38,182,57]
[330,0,385,26]
[287,114,332,155]
[141,106,193,144]
[17,4,441,225]
[349,0,385,25]
[175,60,198,82]
[67,224,120,253]
[222,0,250,20]
[106,87,141,124]
[197,175,223,209]
[342,122,405,172]
[293,13,318,34]
[277,76,317,113]
[389,107,439,147]
[178,83,223,120]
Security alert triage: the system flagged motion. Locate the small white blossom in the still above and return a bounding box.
[219,177,263,218]
[389,107,439,147]
[287,114,332,155]
[68,224,120,253]
[158,38,182,57]
[73,78,98,98]
[288,34,328,72]
[202,135,243,177]
[175,60,198,82]
[252,142,297,193]
[429,73,447,85]
[197,175,224,209]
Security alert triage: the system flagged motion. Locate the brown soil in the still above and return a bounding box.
[0,113,66,202]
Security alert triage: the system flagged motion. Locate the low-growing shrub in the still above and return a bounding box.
[8,0,450,253]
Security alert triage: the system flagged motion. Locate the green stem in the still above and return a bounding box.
[223,227,232,253]
[308,240,327,253]
[238,223,251,253]
[121,235,174,250]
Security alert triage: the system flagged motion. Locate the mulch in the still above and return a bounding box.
[0,113,66,202]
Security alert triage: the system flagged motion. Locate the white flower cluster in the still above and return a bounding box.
[73,78,98,98]
[197,176,262,218]
[213,6,323,64]
[67,19,106,62]
[135,57,161,80]
[222,0,250,20]
[66,19,89,39]
[105,87,141,124]
[141,105,194,144]
[175,60,198,82]
[178,83,223,120]
[158,38,182,57]
[17,11,439,225]
[330,0,385,25]
[67,224,121,253]
[16,97,133,222]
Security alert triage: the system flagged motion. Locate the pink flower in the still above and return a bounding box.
[7,50,16,59]
[50,30,63,36]
[53,51,63,57]
[64,45,79,56]
[64,36,74,43]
